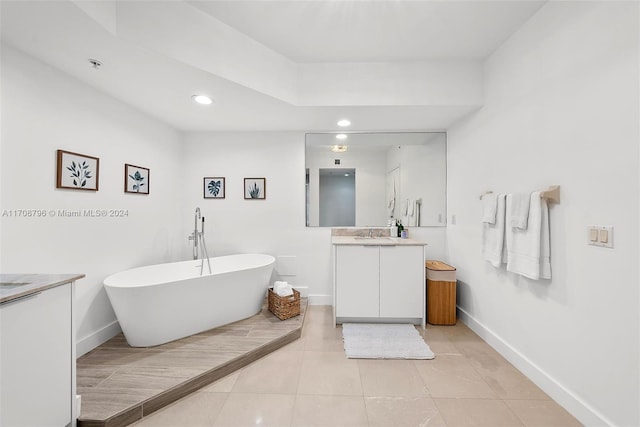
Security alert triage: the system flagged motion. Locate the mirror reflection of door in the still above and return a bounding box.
[319,168,355,226]
[386,167,400,221]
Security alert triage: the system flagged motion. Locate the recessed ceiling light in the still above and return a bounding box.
[336,134,348,140]
[337,119,351,127]
[192,94,213,105]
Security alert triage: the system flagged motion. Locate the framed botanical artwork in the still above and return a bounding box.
[204,177,225,199]
[124,164,150,194]
[244,177,266,200]
[56,149,99,191]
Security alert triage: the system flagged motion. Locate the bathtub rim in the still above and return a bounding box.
[103,253,275,288]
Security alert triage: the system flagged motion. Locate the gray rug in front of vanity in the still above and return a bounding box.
[342,323,434,359]
[76,298,307,427]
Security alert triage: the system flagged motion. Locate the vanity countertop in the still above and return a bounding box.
[332,236,426,246]
[0,274,85,304]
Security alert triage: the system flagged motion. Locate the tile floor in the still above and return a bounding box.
[131,306,581,426]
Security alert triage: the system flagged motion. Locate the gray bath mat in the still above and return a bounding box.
[342,323,435,359]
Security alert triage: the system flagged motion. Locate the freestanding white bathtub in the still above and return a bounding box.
[104,254,275,347]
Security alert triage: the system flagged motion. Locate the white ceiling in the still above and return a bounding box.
[0,1,546,132]
[189,1,545,62]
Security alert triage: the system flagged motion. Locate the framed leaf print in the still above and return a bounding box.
[244,177,266,200]
[124,164,150,194]
[204,177,225,199]
[56,149,99,191]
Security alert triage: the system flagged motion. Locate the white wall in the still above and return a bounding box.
[446,3,639,426]
[0,46,184,355]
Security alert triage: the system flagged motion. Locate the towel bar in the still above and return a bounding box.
[540,185,560,203]
[479,186,560,204]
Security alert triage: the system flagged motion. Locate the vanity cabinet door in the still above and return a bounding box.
[379,245,424,318]
[0,284,72,427]
[335,245,379,317]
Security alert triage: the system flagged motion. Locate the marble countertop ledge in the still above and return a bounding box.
[0,273,85,304]
[332,236,426,246]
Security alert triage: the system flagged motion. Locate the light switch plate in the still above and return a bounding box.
[598,229,608,243]
[588,225,614,248]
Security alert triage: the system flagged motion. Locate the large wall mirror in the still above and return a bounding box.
[305,132,447,227]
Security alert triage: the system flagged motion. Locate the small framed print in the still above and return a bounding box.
[244,177,266,200]
[204,177,225,199]
[124,164,149,194]
[56,149,99,191]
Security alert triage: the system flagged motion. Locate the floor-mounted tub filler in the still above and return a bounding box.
[104,254,275,347]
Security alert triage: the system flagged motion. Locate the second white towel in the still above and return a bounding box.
[508,192,531,230]
[505,192,551,280]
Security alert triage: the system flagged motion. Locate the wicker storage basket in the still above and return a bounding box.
[268,288,301,320]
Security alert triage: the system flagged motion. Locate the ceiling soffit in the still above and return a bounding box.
[111,1,484,108]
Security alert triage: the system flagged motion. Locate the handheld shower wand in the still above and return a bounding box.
[199,216,212,275]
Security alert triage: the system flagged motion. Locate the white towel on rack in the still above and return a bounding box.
[505,192,551,280]
[387,177,396,217]
[539,199,551,279]
[481,193,498,224]
[508,192,531,230]
[406,199,420,226]
[482,194,506,267]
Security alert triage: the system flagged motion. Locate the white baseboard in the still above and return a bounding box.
[76,320,121,358]
[457,307,613,427]
[292,286,309,297]
[308,294,332,306]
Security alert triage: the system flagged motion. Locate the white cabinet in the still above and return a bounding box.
[335,245,380,317]
[334,244,425,325]
[1,282,75,427]
[379,245,424,318]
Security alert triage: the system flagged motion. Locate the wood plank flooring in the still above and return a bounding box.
[77,299,307,427]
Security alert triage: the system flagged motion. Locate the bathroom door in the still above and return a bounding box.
[319,168,355,226]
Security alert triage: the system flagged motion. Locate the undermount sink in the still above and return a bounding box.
[354,236,393,240]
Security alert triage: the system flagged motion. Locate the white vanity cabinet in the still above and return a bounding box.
[333,239,425,326]
[0,275,81,427]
